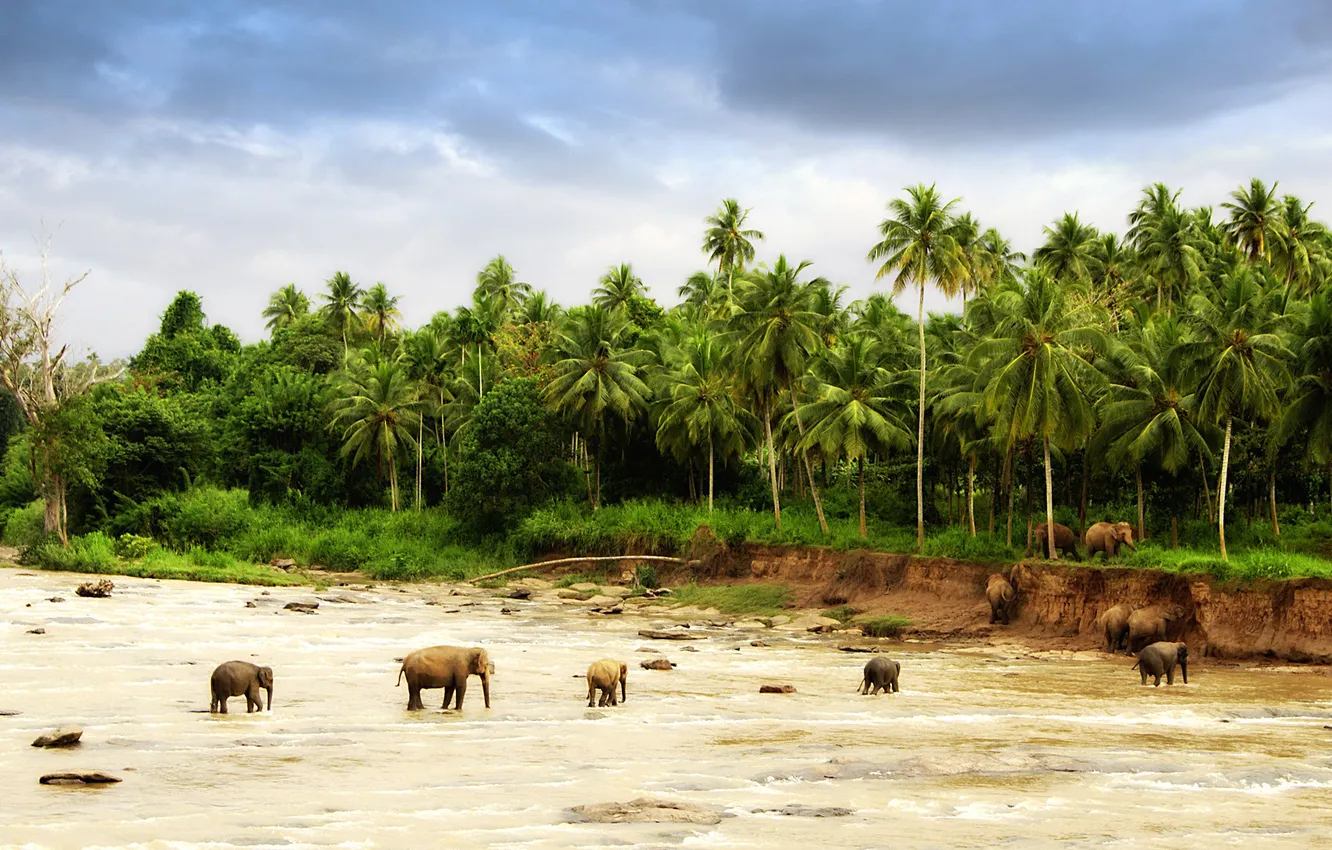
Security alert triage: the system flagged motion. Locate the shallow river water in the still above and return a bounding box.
[4,567,1332,849]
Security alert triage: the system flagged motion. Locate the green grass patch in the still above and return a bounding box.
[664,583,794,617]
[822,604,859,623]
[29,533,304,586]
[857,615,912,638]
[1120,543,1332,582]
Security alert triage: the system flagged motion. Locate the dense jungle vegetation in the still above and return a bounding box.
[4,178,1332,585]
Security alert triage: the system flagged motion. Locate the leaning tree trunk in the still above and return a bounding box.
[1135,463,1145,541]
[764,407,782,531]
[1044,437,1057,560]
[1219,417,1232,561]
[1269,470,1280,537]
[707,435,715,514]
[788,381,829,534]
[915,283,927,551]
[440,412,449,495]
[858,456,867,539]
[967,454,976,537]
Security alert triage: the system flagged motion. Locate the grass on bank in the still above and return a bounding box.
[664,583,795,617]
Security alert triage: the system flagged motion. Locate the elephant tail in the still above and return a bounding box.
[1130,660,1140,671]
[396,665,405,686]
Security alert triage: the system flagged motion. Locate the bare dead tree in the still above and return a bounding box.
[0,237,121,544]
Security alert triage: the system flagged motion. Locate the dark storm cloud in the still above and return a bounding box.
[695,0,1332,140]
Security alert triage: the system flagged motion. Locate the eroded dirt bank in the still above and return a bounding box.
[664,538,1332,664]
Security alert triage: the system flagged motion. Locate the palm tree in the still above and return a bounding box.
[518,290,563,326]
[1033,212,1099,284]
[799,334,912,537]
[1271,194,1332,295]
[360,282,402,345]
[1089,234,1135,327]
[655,329,754,511]
[401,327,456,502]
[544,306,652,509]
[868,183,965,549]
[592,263,646,313]
[1184,267,1290,560]
[702,199,764,300]
[453,293,503,398]
[1274,291,1332,508]
[950,212,982,304]
[328,350,421,511]
[1222,178,1281,264]
[973,227,1026,291]
[475,255,531,314]
[262,284,310,333]
[970,269,1108,558]
[320,271,364,355]
[727,256,830,532]
[1128,184,1205,311]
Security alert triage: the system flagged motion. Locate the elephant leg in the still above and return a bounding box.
[408,686,422,710]
[587,682,596,708]
[454,680,467,709]
[1166,668,1175,685]
[1153,674,1162,687]
[989,606,997,624]
[442,685,456,709]
[609,687,618,707]
[219,696,229,714]
[1140,667,1148,686]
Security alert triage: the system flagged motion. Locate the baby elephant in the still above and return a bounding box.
[586,659,628,707]
[858,656,900,695]
[1033,521,1080,560]
[986,573,1016,625]
[210,661,273,714]
[1133,641,1189,687]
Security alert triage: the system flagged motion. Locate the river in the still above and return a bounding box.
[4,567,1332,848]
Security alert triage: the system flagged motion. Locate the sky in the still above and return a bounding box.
[2,1,1332,359]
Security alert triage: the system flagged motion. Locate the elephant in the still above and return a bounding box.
[986,573,1016,625]
[1033,521,1080,560]
[210,661,273,714]
[858,656,900,695]
[1133,641,1189,686]
[397,646,492,710]
[1101,603,1134,654]
[586,659,628,707]
[1127,607,1177,654]
[1085,521,1136,559]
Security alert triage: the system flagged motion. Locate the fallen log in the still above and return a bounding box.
[467,555,698,585]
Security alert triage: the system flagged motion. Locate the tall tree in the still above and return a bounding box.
[453,293,503,398]
[971,269,1108,558]
[1271,194,1332,295]
[868,184,965,549]
[1033,212,1099,284]
[1274,291,1332,506]
[475,255,531,315]
[262,284,310,333]
[328,350,421,512]
[728,256,830,533]
[702,199,764,301]
[592,263,646,314]
[319,271,364,356]
[360,282,402,345]
[1222,178,1281,264]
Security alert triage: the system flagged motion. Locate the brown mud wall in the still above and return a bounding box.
[672,541,1332,663]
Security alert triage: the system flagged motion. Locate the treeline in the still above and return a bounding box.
[2,179,1331,566]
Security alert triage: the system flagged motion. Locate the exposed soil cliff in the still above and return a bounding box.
[670,537,1332,663]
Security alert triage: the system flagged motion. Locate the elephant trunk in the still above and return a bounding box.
[481,674,491,709]
[620,678,627,704]
[265,685,273,711]
[1124,539,1136,550]
[1179,660,1187,685]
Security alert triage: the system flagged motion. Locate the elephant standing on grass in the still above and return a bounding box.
[987,574,1016,625]
[398,646,492,710]
[1085,522,1136,559]
[1134,642,1188,686]
[1101,604,1134,654]
[586,659,627,707]
[858,656,900,695]
[1033,522,1080,560]
[210,661,273,714]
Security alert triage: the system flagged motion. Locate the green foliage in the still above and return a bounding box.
[114,533,156,560]
[823,604,858,623]
[3,500,44,547]
[666,583,794,616]
[634,563,660,589]
[858,615,912,637]
[920,527,1019,561]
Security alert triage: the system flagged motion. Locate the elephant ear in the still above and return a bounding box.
[469,651,489,675]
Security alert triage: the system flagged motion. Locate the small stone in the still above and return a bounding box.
[569,582,599,592]
[752,805,853,818]
[638,629,705,641]
[750,640,769,647]
[283,602,318,613]
[759,684,796,694]
[506,588,532,600]
[32,726,83,748]
[260,590,270,595]
[768,615,791,626]
[270,558,296,570]
[500,607,516,615]
[583,595,620,607]
[26,627,46,634]
[244,601,257,608]
[48,597,65,603]
[591,604,623,615]
[597,586,631,598]
[556,589,585,600]
[640,658,674,670]
[75,579,114,598]
[569,797,723,825]
[682,645,698,652]
[40,771,121,785]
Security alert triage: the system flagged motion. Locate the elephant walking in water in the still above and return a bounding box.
[859,656,900,695]
[1134,642,1188,686]
[210,661,273,714]
[586,659,627,707]
[398,646,492,710]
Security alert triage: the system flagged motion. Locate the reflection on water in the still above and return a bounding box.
[3,567,1332,848]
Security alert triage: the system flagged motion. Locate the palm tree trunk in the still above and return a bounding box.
[1200,457,1213,523]
[1079,450,1090,537]
[708,435,715,514]
[788,382,829,534]
[416,416,423,510]
[1135,463,1145,541]
[440,410,449,495]
[1219,417,1232,561]
[915,283,926,551]
[858,456,867,539]
[1172,515,1179,550]
[1004,446,1015,548]
[593,434,602,511]
[389,462,399,512]
[478,344,484,398]
[1044,437,1057,560]
[764,406,782,531]
[1269,471,1280,537]
[967,454,976,537]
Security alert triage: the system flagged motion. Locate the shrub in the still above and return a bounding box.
[635,564,660,589]
[162,488,252,549]
[921,527,1019,562]
[858,615,911,638]
[114,533,156,560]
[4,500,45,547]
[823,604,858,623]
[307,528,375,572]
[34,532,118,573]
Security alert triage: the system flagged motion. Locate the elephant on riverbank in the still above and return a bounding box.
[1033,522,1080,560]
[987,573,1016,625]
[1127,607,1177,653]
[858,656,900,695]
[1133,641,1189,686]
[210,661,273,714]
[1101,604,1134,654]
[586,659,627,707]
[398,646,492,710]
[1085,522,1136,559]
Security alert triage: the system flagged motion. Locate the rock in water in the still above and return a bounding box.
[283,602,319,613]
[47,596,65,603]
[569,797,722,825]
[40,772,121,785]
[759,684,796,694]
[75,579,114,598]
[638,629,704,641]
[270,558,296,570]
[640,658,674,670]
[26,627,46,634]
[751,805,853,818]
[32,726,83,747]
